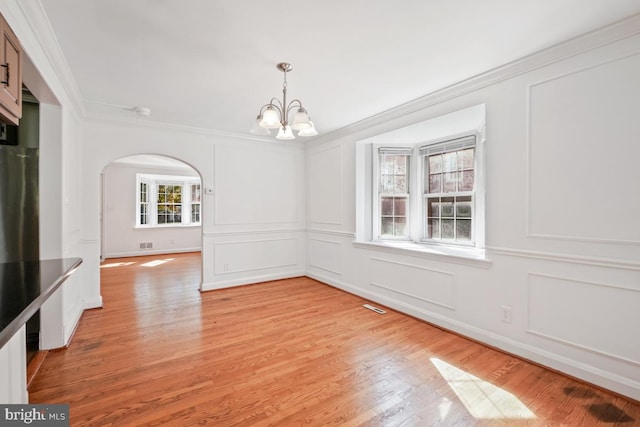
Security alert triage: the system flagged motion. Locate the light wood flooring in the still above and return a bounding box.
[29,252,640,426]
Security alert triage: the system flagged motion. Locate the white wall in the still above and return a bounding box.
[101,161,201,258]
[82,120,306,301]
[0,0,87,402]
[305,17,640,400]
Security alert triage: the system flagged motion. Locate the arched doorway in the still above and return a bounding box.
[99,154,203,288]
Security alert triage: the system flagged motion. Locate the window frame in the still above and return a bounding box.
[374,147,413,240]
[135,173,202,228]
[372,131,484,251]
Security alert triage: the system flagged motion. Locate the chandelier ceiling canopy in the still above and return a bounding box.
[250,63,317,140]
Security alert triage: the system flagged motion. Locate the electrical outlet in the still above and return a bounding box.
[223,263,229,271]
[501,305,512,324]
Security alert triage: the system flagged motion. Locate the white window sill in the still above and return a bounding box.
[352,240,491,268]
[135,224,202,230]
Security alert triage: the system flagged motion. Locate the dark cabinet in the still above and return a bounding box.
[0,14,21,125]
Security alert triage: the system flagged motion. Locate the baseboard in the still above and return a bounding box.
[83,296,103,310]
[26,351,48,390]
[103,248,201,259]
[201,270,306,292]
[305,270,640,401]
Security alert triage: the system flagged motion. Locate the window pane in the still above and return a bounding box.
[191,184,201,202]
[394,198,406,216]
[457,219,472,240]
[394,175,407,193]
[394,155,407,174]
[456,196,472,218]
[441,197,454,217]
[191,204,200,223]
[443,152,457,172]
[459,170,474,191]
[381,175,394,192]
[381,155,394,174]
[460,148,474,170]
[427,198,440,217]
[429,154,442,174]
[429,218,440,239]
[381,197,393,215]
[443,172,457,193]
[441,219,455,239]
[429,174,442,193]
[394,217,407,236]
[381,217,394,235]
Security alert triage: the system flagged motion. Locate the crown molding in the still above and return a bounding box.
[84,110,306,148]
[7,0,86,117]
[309,12,640,145]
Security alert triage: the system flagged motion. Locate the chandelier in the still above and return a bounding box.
[250,62,317,139]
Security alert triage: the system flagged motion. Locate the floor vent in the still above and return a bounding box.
[363,303,386,314]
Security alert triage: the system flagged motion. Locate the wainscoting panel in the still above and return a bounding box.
[527,273,640,365]
[370,258,456,310]
[308,145,343,226]
[214,238,298,275]
[527,52,640,244]
[214,144,302,225]
[308,238,342,275]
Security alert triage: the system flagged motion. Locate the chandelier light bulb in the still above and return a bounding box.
[276,125,295,140]
[252,62,318,139]
[291,108,312,130]
[297,121,318,136]
[259,107,281,129]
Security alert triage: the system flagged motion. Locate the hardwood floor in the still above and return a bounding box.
[29,252,639,426]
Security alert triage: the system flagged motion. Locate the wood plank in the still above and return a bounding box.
[29,252,640,426]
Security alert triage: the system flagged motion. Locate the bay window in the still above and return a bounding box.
[136,174,201,227]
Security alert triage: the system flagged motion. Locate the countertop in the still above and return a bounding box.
[0,257,82,348]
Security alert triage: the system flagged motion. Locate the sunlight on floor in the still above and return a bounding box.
[431,357,536,420]
[141,258,175,267]
[100,261,136,268]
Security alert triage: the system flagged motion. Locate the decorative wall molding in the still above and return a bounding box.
[308,238,342,275]
[204,228,305,237]
[308,144,343,226]
[214,237,299,274]
[370,257,456,310]
[306,228,355,238]
[525,50,640,246]
[527,273,640,367]
[307,270,640,401]
[487,246,640,271]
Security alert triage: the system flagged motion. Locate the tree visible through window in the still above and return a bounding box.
[136,174,201,227]
[157,184,182,224]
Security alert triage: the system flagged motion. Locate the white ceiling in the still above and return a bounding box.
[38,0,640,139]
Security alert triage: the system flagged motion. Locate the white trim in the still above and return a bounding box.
[201,270,305,292]
[487,246,640,271]
[525,49,640,246]
[306,228,355,238]
[102,247,201,259]
[308,13,640,146]
[306,271,640,401]
[203,228,306,237]
[353,240,491,268]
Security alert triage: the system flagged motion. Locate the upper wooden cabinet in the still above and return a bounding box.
[0,13,21,126]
